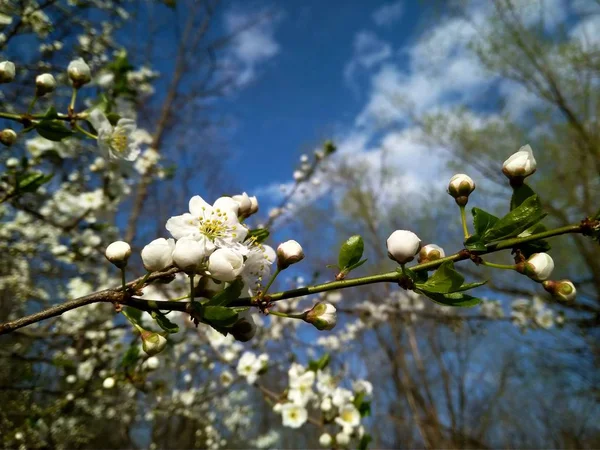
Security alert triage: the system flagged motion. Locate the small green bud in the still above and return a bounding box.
[305,302,337,331]
[141,331,167,356]
[0,128,17,146]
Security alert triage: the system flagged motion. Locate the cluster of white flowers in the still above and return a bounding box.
[511,297,563,331]
[271,362,369,447]
[236,351,269,384]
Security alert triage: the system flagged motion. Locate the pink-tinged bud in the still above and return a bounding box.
[387,230,421,264]
[418,244,445,264]
[305,302,337,330]
[277,240,304,270]
[448,174,475,206]
[543,280,576,302]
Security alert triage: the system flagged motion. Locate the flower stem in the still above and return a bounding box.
[134,271,152,290]
[189,274,195,303]
[0,111,24,121]
[459,205,469,239]
[480,260,516,271]
[74,123,97,140]
[262,268,281,297]
[121,268,127,292]
[69,88,78,113]
[121,308,144,333]
[268,310,305,320]
[26,97,37,115]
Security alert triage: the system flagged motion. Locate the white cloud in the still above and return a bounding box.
[372,1,404,27]
[344,31,392,89]
[224,8,281,86]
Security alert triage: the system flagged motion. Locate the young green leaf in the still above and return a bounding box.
[203,306,238,326]
[358,433,372,450]
[482,195,546,242]
[419,291,483,307]
[464,235,487,252]
[472,208,499,235]
[338,235,364,270]
[415,261,464,294]
[150,311,179,334]
[510,183,536,210]
[17,172,53,193]
[207,278,244,307]
[36,120,74,141]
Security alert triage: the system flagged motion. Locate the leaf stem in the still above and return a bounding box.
[74,123,97,140]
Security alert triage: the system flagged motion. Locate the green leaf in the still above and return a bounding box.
[203,306,238,326]
[358,401,371,417]
[401,267,428,284]
[308,353,330,372]
[338,235,364,270]
[43,106,58,120]
[120,343,140,372]
[420,290,483,308]
[452,280,487,292]
[16,172,53,193]
[510,184,536,210]
[482,195,546,242]
[247,228,270,244]
[207,278,244,307]
[36,120,74,141]
[472,208,499,235]
[464,235,487,252]
[150,311,179,334]
[106,112,121,126]
[358,433,372,450]
[346,258,367,272]
[416,261,464,294]
[513,223,551,258]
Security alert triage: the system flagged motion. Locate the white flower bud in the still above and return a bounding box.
[67,58,92,87]
[305,302,337,330]
[105,241,131,268]
[141,238,175,272]
[386,230,421,264]
[418,244,445,264]
[520,252,554,281]
[141,331,167,356]
[248,195,259,216]
[0,128,17,146]
[542,279,576,302]
[336,432,351,446]
[293,170,304,181]
[208,248,244,282]
[448,174,476,206]
[502,144,536,180]
[172,237,207,272]
[0,61,15,83]
[102,377,115,389]
[5,157,18,169]
[145,356,160,370]
[232,192,254,218]
[35,73,57,96]
[277,240,304,270]
[319,433,332,447]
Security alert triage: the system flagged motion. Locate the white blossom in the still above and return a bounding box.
[89,109,140,161]
[281,403,308,429]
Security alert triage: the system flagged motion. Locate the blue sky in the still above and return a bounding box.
[212,0,599,217]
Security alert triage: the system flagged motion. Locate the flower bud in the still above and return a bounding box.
[518,252,554,281]
[542,280,576,302]
[502,145,536,184]
[141,238,175,272]
[448,174,475,206]
[67,58,91,88]
[0,61,16,83]
[277,240,304,270]
[172,237,207,272]
[248,195,259,216]
[0,128,17,147]
[141,331,167,356]
[35,73,56,96]
[208,248,244,282]
[336,432,351,446]
[386,230,421,265]
[232,192,255,218]
[319,433,332,447]
[230,310,257,342]
[418,244,445,264]
[102,377,115,389]
[305,302,337,330]
[105,240,131,268]
[6,157,18,169]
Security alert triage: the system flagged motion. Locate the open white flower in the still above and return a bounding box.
[281,403,308,429]
[335,403,361,430]
[242,244,275,291]
[288,370,316,406]
[166,195,248,256]
[236,351,263,384]
[89,109,140,161]
[208,248,244,282]
[319,433,332,447]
